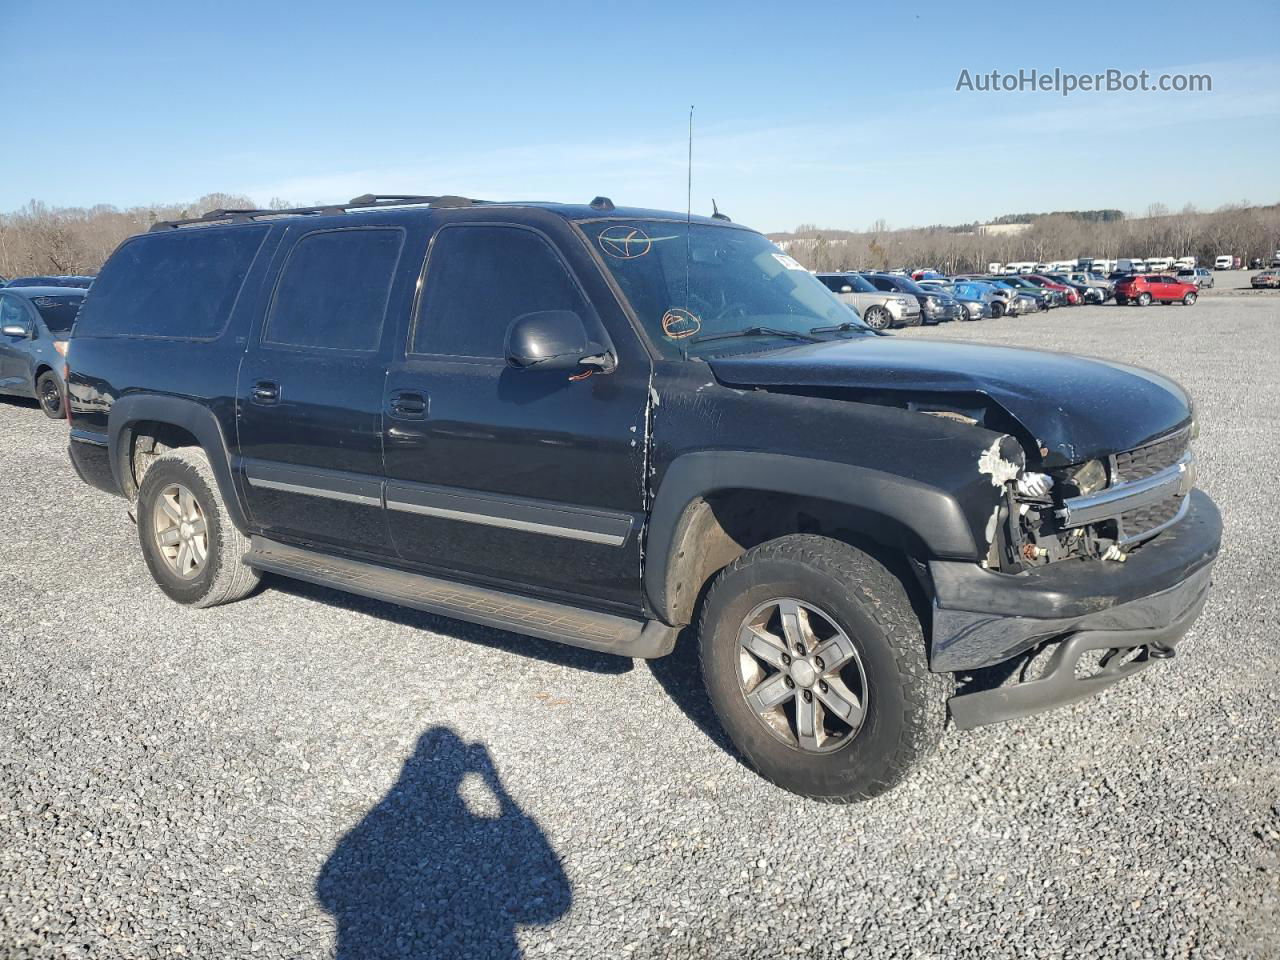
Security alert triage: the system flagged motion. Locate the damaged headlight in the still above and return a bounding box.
[1063,458,1108,497]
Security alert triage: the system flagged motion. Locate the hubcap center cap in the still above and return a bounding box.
[790,659,817,688]
[180,522,193,539]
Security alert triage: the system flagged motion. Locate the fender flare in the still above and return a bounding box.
[644,451,981,625]
[107,394,250,533]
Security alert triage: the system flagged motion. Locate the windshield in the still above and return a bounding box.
[31,294,84,333]
[580,220,866,356]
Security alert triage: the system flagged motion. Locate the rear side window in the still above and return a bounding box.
[263,228,404,352]
[75,226,268,339]
[412,225,589,359]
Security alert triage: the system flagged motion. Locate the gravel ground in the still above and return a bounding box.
[1,283,1278,959]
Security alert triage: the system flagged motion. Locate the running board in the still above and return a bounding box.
[243,537,677,659]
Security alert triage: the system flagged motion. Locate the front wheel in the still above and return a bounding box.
[991,301,1004,318]
[1182,292,1197,305]
[862,305,892,330]
[1137,292,1152,306]
[136,447,261,608]
[36,371,65,419]
[698,535,950,802]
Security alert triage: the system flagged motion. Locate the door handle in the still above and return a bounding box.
[252,381,280,404]
[389,390,427,418]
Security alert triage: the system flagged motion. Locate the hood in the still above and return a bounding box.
[707,338,1191,467]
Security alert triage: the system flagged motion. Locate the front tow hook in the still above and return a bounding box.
[1147,643,1176,660]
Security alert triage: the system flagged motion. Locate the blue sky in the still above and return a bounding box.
[4,0,1276,232]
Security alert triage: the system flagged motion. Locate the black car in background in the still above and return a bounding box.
[0,286,85,418]
[860,272,961,324]
[4,275,95,289]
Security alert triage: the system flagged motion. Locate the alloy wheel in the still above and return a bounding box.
[736,598,869,753]
[153,483,209,579]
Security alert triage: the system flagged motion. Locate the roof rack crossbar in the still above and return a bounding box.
[149,194,485,231]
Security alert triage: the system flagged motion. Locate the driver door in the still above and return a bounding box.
[381,221,651,610]
[0,295,33,392]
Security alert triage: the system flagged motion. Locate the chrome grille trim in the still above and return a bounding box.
[1057,452,1195,529]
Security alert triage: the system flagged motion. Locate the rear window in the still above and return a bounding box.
[75,226,268,339]
[32,294,85,333]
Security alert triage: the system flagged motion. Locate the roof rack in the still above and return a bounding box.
[149,194,487,231]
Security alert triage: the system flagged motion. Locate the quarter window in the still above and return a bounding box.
[264,228,404,351]
[413,225,589,359]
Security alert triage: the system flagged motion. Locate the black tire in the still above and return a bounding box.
[136,447,260,608]
[1137,292,1152,306]
[862,305,892,331]
[35,371,65,419]
[990,301,1004,319]
[1182,292,1197,305]
[1116,295,1128,305]
[698,535,950,802]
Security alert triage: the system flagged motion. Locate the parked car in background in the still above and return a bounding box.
[0,286,85,417]
[1251,269,1280,289]
[1213,255,1233,270]
[1065,271,1114,300]
[1045,273,1102,304]
[1024,275,1077,305]
[861,272,962,324]
[947,280,1011,319]
[814,272,921,330]
[4,275,95,289]
[1177,267,1214,289]
[1249,258,1264,270]
[984,274,1053,309]
[947,277,1032,316]
[1114,274,1199,306]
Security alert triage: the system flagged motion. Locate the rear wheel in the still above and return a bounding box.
[698,535,950,802]
[991,301,1004,318]
[35,371,65,419]
[1116,295,1129,305]
[136,447,260,608]
[1182,291,1197,305]
[862,305,892,331]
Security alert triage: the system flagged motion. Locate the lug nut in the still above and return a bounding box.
[814,656,825,670]
[802,690,813,702]
[781,653,791,666]
[784,677,795,689]
[819,681,828,694]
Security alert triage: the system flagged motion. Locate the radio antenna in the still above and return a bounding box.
[685,104,693,311]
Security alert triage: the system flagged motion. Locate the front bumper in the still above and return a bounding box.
[927,490,1221,726]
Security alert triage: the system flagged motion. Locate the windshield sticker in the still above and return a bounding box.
[598,225,652,260]
[661,308,701,340]
[771,253,807,271]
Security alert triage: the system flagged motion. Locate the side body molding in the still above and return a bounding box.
[107,394,250,533]
[643,450,981,625]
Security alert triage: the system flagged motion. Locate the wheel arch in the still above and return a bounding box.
[644,451,980,626]
[107,394,250,533]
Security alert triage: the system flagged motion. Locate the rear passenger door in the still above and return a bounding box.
[236,223,412,555]
[380,219,651,610]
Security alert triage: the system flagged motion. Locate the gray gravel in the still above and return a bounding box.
[2,285,1278,959]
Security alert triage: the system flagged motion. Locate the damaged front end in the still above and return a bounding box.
[983,423,1198,574]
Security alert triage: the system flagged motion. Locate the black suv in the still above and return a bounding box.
[65,194,1221,802]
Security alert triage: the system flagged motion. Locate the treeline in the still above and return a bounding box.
[775,201,1280,273]
[990,209,1124,225]
[0,194,291,279]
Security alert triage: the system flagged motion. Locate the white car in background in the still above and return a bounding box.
[1214,255,1234,270]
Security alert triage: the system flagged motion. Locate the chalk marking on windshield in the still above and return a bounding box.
[661,308,701,340]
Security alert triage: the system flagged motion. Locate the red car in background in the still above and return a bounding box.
[1114,274,1199,306]
[1025,274,1080,305]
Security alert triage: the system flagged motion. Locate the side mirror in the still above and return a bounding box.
[505,310,612,373]
[839,285,854,293]
[2,323,30,338]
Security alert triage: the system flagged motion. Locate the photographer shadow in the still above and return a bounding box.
[317,727,570,960]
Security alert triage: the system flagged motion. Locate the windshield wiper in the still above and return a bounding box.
[691,325,821,345]
[808,321,867,335]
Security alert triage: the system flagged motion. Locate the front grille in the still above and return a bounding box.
[1120,494,1183,540]
[1113,427,1190,482]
